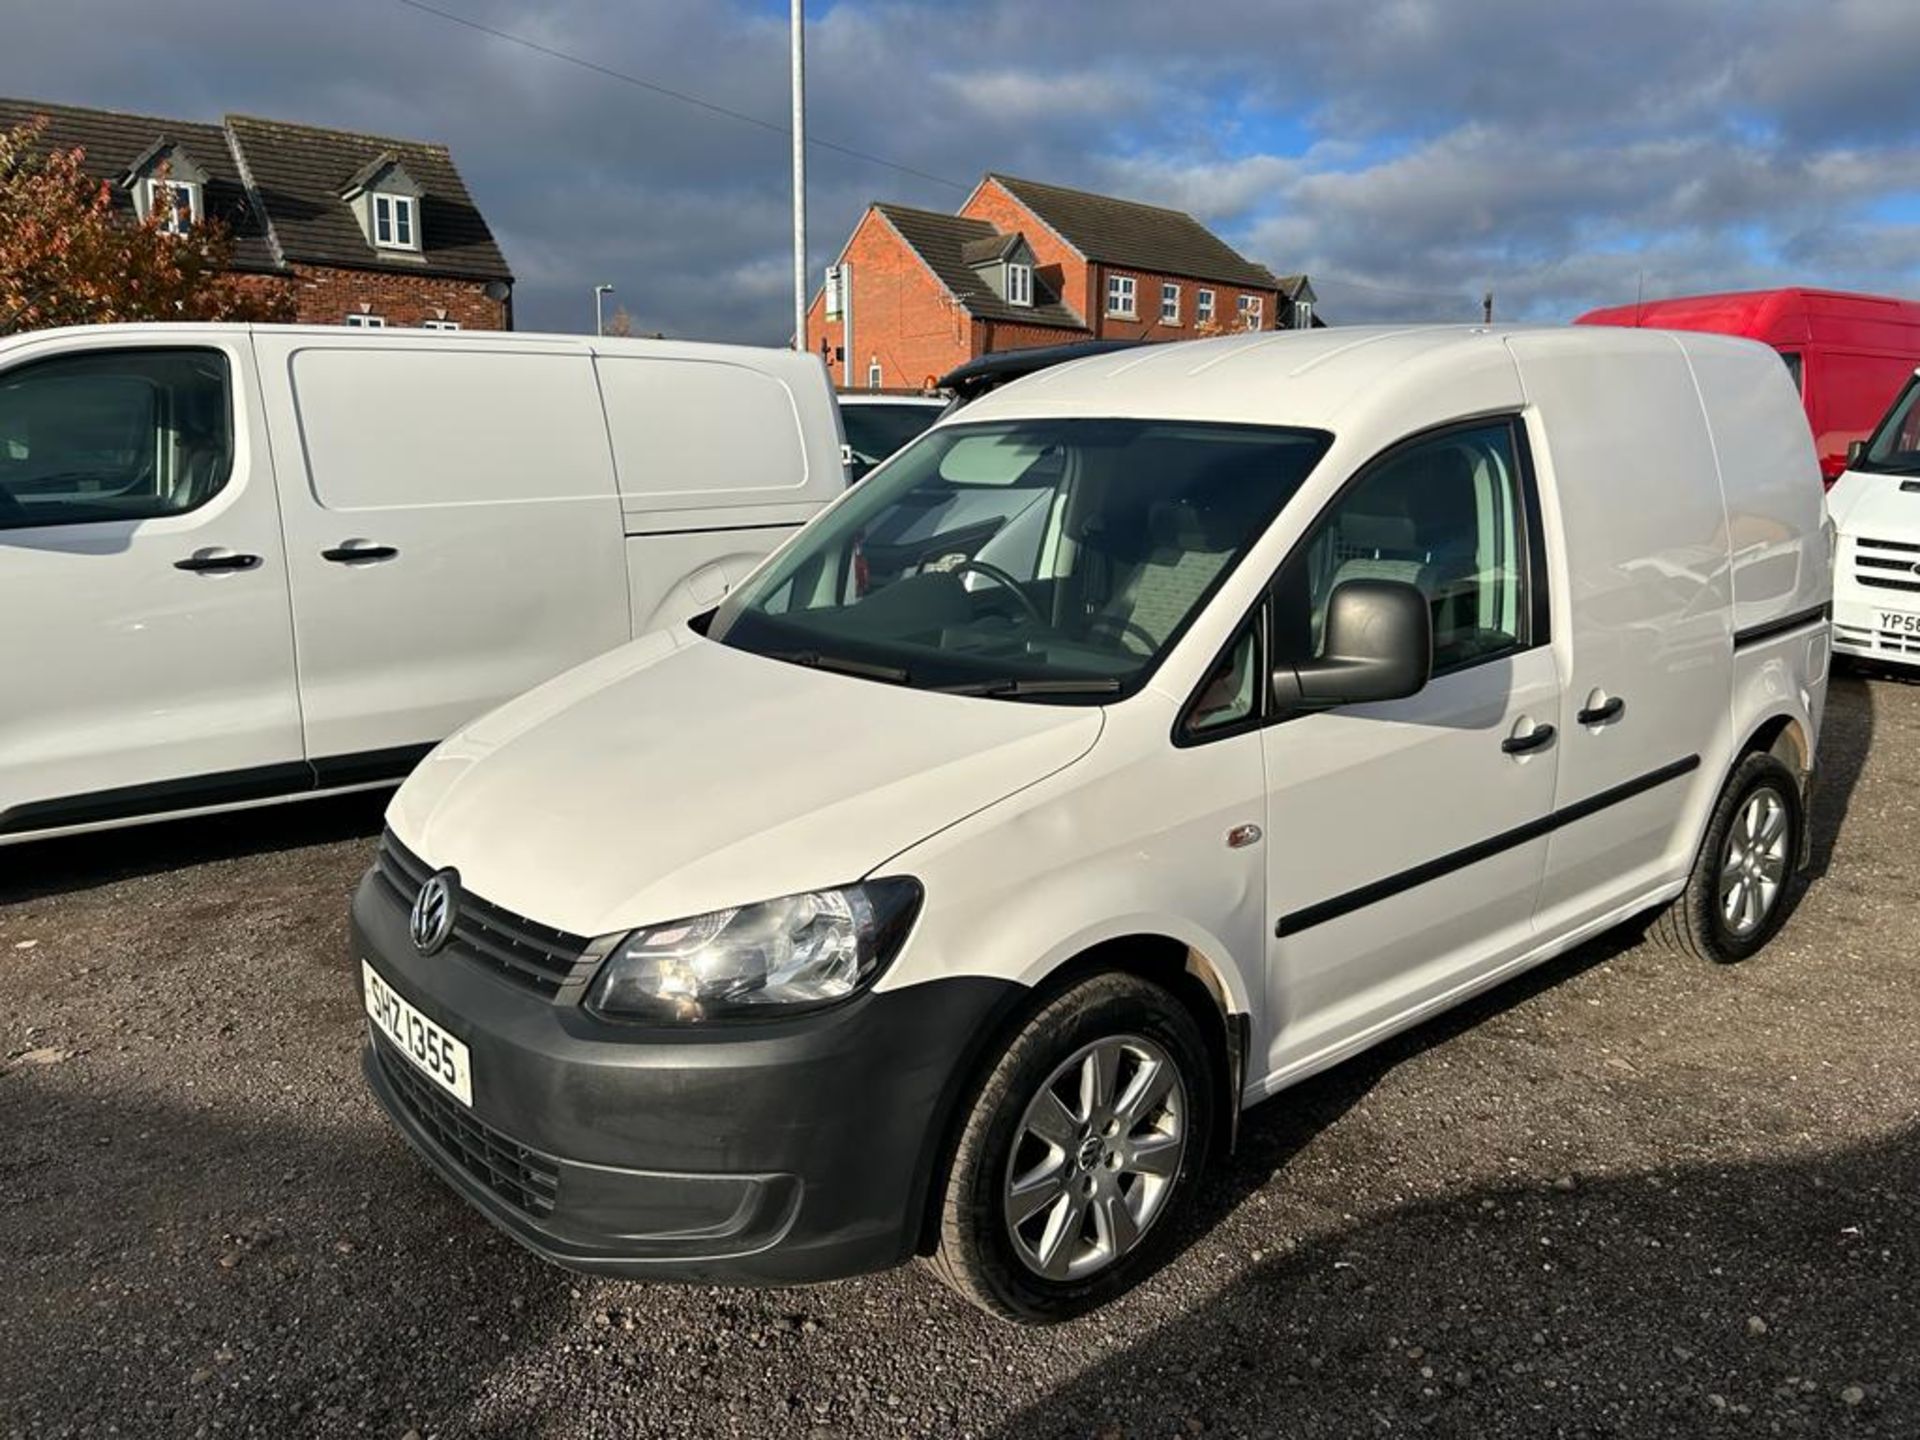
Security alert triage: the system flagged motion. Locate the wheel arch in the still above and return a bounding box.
[906,929,1246,1258]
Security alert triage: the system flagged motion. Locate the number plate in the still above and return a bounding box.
[363,960,472,1107]
[1881,610,1920,635]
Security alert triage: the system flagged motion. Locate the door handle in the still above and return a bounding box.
[321,543,399,564]
[1577,695,1626,726]
[174,550,262,573]
[1501,723,1556,755]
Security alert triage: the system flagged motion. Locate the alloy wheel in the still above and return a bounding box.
[1719,785,1790,938]
[1003,1034,1187,1281]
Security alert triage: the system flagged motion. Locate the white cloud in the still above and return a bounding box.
[2,0,1917,338]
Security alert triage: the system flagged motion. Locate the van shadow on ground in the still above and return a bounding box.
[990,1126,1918,1439]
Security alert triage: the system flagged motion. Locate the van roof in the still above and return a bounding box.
[951,325,1723,432]
[1576,287,1920,346]
[0,322,817,369]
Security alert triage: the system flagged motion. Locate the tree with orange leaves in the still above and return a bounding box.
[0,117,295,335]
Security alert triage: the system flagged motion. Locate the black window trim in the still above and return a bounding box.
[1174,409,1551,747]
[0,344,236,534]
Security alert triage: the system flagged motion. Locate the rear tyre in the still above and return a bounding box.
[1648,751,1803,964]
[923,971,1214,1323]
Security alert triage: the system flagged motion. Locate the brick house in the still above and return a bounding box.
[806,172,1317,391]
[0,97,513,330]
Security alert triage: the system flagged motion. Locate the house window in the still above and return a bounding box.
[1293,299,1313,329]
[1160,282,1181,325]
[421,318,461,331]
[1106,274,1136,318]
[344,313,387,328]
[867,358,882,391]
[1006,262,1033,308]
[1196,289,1215,325]
[148,179,198,235]
[373,193,418,251]
[1238,295,1264,330]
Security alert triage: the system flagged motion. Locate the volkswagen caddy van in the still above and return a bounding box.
[355,327,1832,1322]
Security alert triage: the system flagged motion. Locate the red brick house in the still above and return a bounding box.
[0,98,513,330]
[807,173,1316,391]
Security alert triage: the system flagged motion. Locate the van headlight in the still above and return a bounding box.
[586,879,923,1022]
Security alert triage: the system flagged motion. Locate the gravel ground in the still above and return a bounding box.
[1,667,1915,1440]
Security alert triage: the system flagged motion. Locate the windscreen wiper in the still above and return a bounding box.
[770,649,911,684]
[937,676,1124,697]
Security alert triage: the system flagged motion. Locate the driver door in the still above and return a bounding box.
[0,339,302,837]
[1260,417,1561,1081]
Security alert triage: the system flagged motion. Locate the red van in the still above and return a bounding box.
[1575,288,1920,483]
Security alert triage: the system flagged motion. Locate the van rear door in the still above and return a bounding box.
[1506,331,1735,933]
[595,347,846,632]
[253,333,630,772]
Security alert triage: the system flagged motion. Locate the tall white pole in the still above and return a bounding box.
[790,0,807,351]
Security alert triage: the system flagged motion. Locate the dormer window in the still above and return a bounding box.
[148,178,199,235]
[373,193,417,251]
[1006,262,1032,308]
[122,139,208,238]
[341,154,426,257]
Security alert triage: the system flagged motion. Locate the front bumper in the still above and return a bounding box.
[352,869,1022,1285]
[1832,592,1920,667]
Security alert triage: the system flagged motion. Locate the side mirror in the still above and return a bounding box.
[1272,579,1432,710]
[1846,439,1867,468]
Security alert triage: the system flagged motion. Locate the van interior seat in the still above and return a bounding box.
[1330,447,1484,656]
[1088,451,1277,652]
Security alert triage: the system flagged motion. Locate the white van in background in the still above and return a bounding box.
[0,324,845,843]
[1827,368,1920,670]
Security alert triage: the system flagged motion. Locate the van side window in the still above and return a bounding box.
[1183,617,1263,737]
[0,350,232,531]
[1272,420,1533,678]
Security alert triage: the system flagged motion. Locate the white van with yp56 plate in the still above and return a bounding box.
[356,327,1832,1322]
[0,324,844,843]
[1826,366,1920,669]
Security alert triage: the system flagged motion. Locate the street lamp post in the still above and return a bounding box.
[594,283,615,336]
[791,0,806,350]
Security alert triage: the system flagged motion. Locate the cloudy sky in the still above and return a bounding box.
[6,0,1919,339]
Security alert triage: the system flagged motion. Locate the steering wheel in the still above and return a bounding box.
[951,558,1047,626]
[1084,612,1160,656]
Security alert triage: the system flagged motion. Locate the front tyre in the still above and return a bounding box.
[924,971,1214,1323]
[1649,750,1804,963]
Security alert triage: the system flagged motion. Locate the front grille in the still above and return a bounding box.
[1858,536,1920,554]
[376,833,591,998]
[1856,574,1920,593]
[375,1036,559,1217]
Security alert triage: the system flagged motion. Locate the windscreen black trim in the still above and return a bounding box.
[1732,603,1830,650]
[1274,754,1702,937]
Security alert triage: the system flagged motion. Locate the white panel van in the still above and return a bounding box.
[1826,367,1920,669]
[353,327,1831,1322]
[0,324,844,842]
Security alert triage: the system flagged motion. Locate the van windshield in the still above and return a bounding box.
[707,418,1330,701]
[1858,377,1920,475]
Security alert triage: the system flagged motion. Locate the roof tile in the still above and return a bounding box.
[988,173,1279,291]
